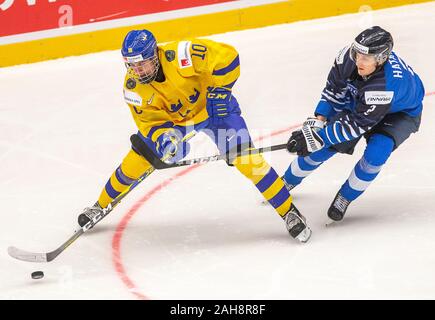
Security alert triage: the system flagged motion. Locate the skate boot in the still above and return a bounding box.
[327,192,351,221]
[282,178,296,192]
[282,203,312,243]
[78,202,104,228]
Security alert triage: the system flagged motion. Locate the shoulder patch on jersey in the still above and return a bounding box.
[336,45,350,65]
[177,41,192,69]
[364,91,394,105]
[124,89,143,107]
[165,50,176,62]
[126,78,136,89]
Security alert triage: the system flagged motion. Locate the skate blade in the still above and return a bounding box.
[295,227,312,243]
[325,217,344,227]
[325,219,336,227]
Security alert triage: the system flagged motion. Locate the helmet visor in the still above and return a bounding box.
[124,49,159,84]
[350,41,389,65]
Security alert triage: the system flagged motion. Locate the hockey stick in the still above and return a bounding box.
[7,132,198,263]
[130,133,287,170]
[8,166,156,263]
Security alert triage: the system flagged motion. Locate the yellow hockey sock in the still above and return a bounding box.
[97,149,153,208]
[232,152,292,217]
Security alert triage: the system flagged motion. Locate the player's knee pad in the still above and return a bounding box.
[364,133,395,166]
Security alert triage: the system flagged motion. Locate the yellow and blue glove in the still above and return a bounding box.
[156,130,190,164]
[206,87,232,126]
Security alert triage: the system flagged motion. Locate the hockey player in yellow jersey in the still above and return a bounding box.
[78,29,311,242]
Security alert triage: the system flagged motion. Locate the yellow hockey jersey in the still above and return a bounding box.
[122,38,240,143]
[98,38,294,219]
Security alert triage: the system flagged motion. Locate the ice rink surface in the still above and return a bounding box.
[1,2,434,300]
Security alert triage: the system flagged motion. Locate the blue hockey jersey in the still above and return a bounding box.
[314,46,424,147]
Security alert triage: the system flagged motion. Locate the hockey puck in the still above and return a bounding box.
[31,271,44,280]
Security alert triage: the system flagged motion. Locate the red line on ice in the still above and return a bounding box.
[111,124,300,299]
[113,88,435,299]
[112,164,200,300]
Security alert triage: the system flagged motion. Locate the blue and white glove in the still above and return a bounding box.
[156,130,190,164]
[206,87,232,126]
[302,117,325,131]
[287,117,325,157]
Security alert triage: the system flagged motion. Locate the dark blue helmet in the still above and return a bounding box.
[350,26,393,65]
[121,30,160,84]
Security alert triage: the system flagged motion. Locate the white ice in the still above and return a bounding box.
[1,2,435,299]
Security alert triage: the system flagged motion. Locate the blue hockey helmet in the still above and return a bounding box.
[121,29,160,84]
[350,26,393,65]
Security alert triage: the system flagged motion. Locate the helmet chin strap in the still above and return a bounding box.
[154,63,165,82]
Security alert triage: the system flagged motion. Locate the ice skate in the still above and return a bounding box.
[327,191,351,222]
[78,203,104,228]
[282,203,312,243]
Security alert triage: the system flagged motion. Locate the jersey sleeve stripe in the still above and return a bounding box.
[223,79,237,89]
[143,122,174,141]
[212,55,240,76]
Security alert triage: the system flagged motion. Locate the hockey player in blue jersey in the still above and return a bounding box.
[284,26,425,222]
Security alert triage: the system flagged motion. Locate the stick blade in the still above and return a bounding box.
[8,246,48,263]
[130,134,169,169]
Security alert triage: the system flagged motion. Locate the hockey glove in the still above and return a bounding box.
[156,130,190,164]
[287,117,325,157]
[206,87,232,126]
[302,117,325,131]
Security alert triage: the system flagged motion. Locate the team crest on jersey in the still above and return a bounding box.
[165,50,176,62]
[126,78,136,89]
[170,99,183,112]
[188,88,200,103]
